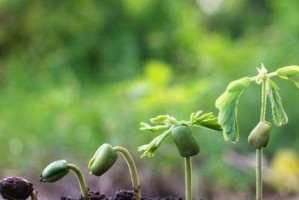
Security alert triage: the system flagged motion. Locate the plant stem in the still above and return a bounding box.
[256,148,262,200]
[114,146,141,200]
[184,157,192,200]
[67,164,89,200]
[30,190,38,200]
[256,77,267,200]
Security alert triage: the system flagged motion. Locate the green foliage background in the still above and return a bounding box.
[0,0,299,196]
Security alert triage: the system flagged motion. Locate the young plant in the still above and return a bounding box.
[215,65,299,200]
[88,143,141,200]
[40,160,89,200]
[0,176,38,200]
[139,111,222,200]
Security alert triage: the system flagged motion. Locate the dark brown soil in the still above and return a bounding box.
[0,176,34,200]
[61,190,183,200]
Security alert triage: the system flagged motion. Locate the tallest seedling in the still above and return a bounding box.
[215,65,299,200]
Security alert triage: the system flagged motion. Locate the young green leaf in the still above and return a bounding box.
[267,79,288,126]
[276,65,299,88]
[191,112,222,131]
[139,122,170,133]
[150,115,170,124]
[215,77,251,142]
[138,128,172,157]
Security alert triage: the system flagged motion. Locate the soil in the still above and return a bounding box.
[61,189,183,200]
[0,176,34,200]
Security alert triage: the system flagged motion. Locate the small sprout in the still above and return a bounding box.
[41,160,89,200]
[89,144,141,200]
[0,176,37,200]
[171,125,200,157]
[248,121,271,149]
[139,111,221,200]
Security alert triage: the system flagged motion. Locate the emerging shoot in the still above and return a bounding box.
[41,160,89,200]
[88,143,141,200]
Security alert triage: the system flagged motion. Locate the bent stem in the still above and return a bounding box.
[31,190,38,200]
[113,146,141,200]
[67,164,89,200]
[185,157,192,200]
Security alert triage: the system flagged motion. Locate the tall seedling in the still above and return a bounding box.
[215,65,299,200]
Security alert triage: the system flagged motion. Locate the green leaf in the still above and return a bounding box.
[276,65,299,88]
[138,128,172,157]
[139,122,170,133]
[215,78,250,142]
[191,112,222,131]
[150,115,170,124]
[267,79,288,126]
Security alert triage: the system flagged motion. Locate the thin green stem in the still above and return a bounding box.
[256,148,262,200]
[260,78,267,122]
[30,190,38,200]
[256,78,267,200]
[114,146,141,200]
[67,164,89,200]
[184,157,192,200]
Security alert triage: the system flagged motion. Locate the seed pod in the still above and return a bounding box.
[0,177,34,200]
[88,143,118,176]
[171,125,200,157]
[276,66,299,77]
[248,121,271,149]
[227,77,251,93]
[41,160,70,182]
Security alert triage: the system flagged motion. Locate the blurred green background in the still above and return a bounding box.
[0,0,299,198]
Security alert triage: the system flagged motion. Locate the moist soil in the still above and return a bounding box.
[61,189,183,200]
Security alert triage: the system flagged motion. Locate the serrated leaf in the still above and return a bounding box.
[138,129,172,157]
[215,82,247,142]
[267,79,288,126]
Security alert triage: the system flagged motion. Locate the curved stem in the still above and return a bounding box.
[114,146,141,200]
[184,157,192,200]
[30,190,38,200]
[67,164,89,200]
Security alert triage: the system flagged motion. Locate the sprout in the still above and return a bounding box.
[41,160,89,200]
[89,144,141,200]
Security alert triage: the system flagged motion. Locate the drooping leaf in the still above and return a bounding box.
[215,78,251,142]
[267,79,288,126]
[138,128,172,157]
[276,65,299,88]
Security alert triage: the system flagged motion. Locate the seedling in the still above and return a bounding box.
[40,160,89,200]
[139,111,222,200]
[88,143,141,200]
[0,176,38,200]
[215,65,299,200]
